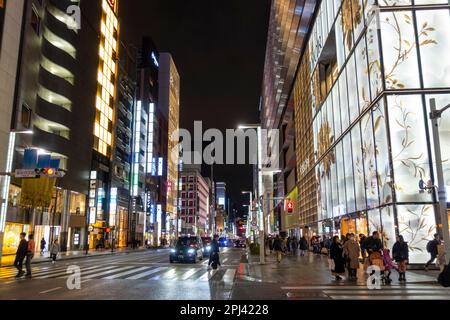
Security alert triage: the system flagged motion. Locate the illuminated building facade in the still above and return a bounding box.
[159,53,180,242]
[291,0,450,263]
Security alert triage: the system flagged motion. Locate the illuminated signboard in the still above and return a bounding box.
[109,187,117,226]
[151,52,159,67]
[158,157,163,176]
[88,171,97,224]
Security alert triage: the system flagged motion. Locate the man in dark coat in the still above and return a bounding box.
[365,231,383,256]
[14,232,28,278]
[208,235,221,269]
[425,233,441,270]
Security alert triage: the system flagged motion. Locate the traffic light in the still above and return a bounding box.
[286,200,294,213]
[34,168,65,178]
[105,228,111,233]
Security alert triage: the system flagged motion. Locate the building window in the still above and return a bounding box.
[30,6,41,35]
[21,105,31,128]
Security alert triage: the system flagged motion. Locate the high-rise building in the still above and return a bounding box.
[110,41,136,248]
[291,0,450,264]
[260,0,317,237]
[215,182,226,209]
[133,37,160,246]
[159,53,180,242]
[178,164,210,235]
[1,0,120,256]
[0,0,26,261]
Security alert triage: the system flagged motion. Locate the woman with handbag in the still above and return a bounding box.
[343,233,361,280]
[330,236,346,281]
[392,235,409,282]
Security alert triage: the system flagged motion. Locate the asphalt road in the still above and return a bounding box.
[0,247,242,300]
[1,248,449,300]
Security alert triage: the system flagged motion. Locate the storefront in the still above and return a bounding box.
[33,225,61,253]
[292,0,450,264]
[2,223,30,255]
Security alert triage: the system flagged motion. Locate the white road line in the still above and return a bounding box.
[179,268,201,280]
[82,266,135,279]
[102,266,151,280]
[126,267,167,280]
[36,265,105,279]
[223,269,236,282]
[39,287,62,294]
[0,266,70,279]
[150,268,177,280]
[199,269,217,281]
[281,285,445,290]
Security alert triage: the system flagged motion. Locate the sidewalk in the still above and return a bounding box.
[240,250,440,286]
[0,247,154,268]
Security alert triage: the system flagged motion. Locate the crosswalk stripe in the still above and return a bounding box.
[36,265,106,279]
[150,268,177,280]
[179,268,203,280]
[223,269,236,282]
[82,266,135,279]
[0,266,73,279]
[102,266,151,280]
[126,267,167,280]
[199,269,217,281]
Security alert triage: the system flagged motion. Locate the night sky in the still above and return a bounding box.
[120,0,271,215]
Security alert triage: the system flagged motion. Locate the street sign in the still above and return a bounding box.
[251,220,257,226]
[14,169,39,178]
[88,225,94,232]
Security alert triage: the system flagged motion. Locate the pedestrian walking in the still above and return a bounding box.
[208,235,221,269]
[40,237,46,255]
[273,235,284,263]
[425,233,440,271]
[25,234,35,277]
[291,237,299,256]
[14,232,28,278]
[392,235,409,282]
[382,248,395,284]
[342,233,360,280]
[330,236,345,281]
[286,237,291,254]
[299,236,308,256]
[50,239,60,264]
[268,236,274,254]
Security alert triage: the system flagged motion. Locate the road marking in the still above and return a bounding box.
[102,266,151,280]
[36,265,105,279]
[199,269,217,281]
[223,269,237,282]
[150,268,177,280]
[126,267,167,280]
[39,287,62,294]
[82,266,135,279]
[179,268,203,280]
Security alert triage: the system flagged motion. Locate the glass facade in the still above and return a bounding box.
[294,0,450,263]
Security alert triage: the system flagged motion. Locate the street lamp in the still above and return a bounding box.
[429,98,450,265]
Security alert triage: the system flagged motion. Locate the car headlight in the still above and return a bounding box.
[206,246,211,251]
[188,249,195,254]
[171,249,176,253]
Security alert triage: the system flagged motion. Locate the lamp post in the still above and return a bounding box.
[429,98,450,265]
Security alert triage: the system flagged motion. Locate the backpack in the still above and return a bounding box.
[426,240,434,253]
[438,265,450,287]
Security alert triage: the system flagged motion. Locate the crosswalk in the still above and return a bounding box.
[0,264,237,283]
[281,284,450,300]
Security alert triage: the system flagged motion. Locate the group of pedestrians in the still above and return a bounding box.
[267,235,309,263]
[14,233,60,278]
[329,231,410,283]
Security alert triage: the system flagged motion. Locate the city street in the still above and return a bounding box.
[1,248,449,300]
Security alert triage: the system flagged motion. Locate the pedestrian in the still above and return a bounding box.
[299,236,308,256]
[291,236,299,256]
[40,237,46,255]
[50,239,60,264]
[208,235,221,269]
[382,248,395,284]
[425,233,440,271]
[359,234,367,262]
[286,236,291,254]
[330,236,345,281]
[273,235,284,263]
[392,235,409,282]
[25,234,35,277]
[268,236,274,254]
[342,233,360,280]
[365,231,383,256]
[14,232,28,278]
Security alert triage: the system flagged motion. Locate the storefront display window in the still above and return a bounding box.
[397,204,436,263]
[388,95,432,202]
[380,206,396,250]
[70,191,86,215]
[380,10,421,89]
[2,223,30,255]
[416,9,450,89]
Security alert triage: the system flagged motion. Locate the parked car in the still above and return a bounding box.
[201,236,212,257]
[170,236,204,263]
